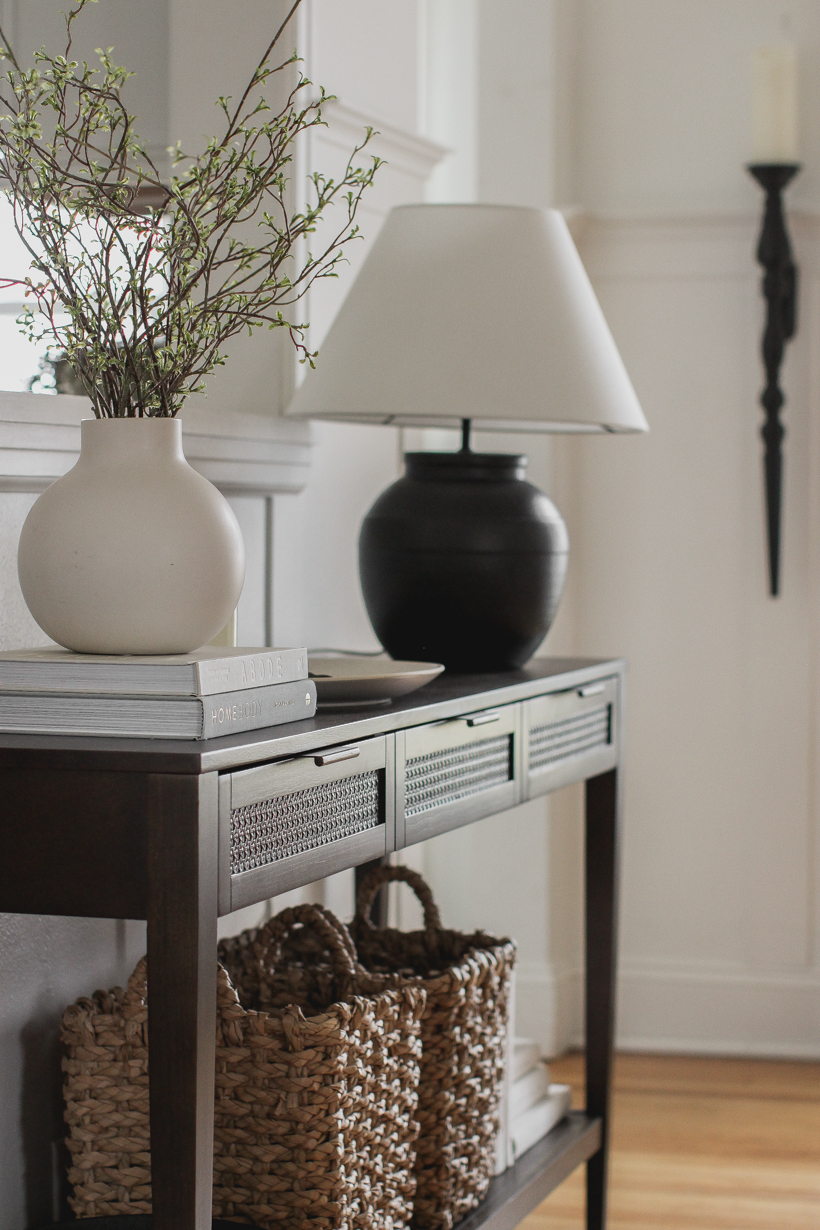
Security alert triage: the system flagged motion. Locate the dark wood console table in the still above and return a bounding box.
[0,656,624,1230]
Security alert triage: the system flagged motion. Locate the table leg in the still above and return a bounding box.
[584,767,620,1230]
[146,772,219,1230]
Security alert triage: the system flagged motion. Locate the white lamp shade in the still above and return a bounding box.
[286,204,648,433]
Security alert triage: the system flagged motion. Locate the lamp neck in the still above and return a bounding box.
[404,451,528,481]
[461,418,472,452]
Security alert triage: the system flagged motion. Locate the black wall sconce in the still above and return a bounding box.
[747,162,800,597]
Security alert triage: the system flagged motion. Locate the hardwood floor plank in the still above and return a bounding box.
[521,1053,820,1229]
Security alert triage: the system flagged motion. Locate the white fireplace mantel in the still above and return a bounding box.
[0,392,313,496]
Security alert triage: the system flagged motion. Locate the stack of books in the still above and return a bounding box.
[508,1038,572,1160]
[0,646,316,739]
[496,1037,572,1170]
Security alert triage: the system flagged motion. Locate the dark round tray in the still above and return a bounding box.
[52,1220,261,1229]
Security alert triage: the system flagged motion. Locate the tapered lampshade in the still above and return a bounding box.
[286,204,648,434]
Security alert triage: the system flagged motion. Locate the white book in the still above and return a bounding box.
[509,1060,552,1120]
[511,1037,541,1083]
[493,966,517,1175]
[509,1085,572,1161]
[0,645,308,696]
[0,679,317,739]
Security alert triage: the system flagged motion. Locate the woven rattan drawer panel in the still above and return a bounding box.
[220,735,389,912]
[230,770,381,874]
[525,677,618,798]
[405,733,512,818]
[399,707,520,846]
[529,705,610,772]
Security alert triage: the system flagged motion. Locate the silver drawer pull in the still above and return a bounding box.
[577,683,606,698]
[313,744,360,766]
[466,711,501,727]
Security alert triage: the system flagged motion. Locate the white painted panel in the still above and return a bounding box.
[0,492,53,650]
[578,0,820,217]
[229,495,268,648]
[0,909,146,1227]
[300,420,400,652]
[569,215,820,1052]
[310,0,421,134]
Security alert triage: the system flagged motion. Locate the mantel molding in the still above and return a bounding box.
[0,392,313,496]
[320,99,448,180]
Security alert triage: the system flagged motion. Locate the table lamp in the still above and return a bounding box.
[286,204,648,671]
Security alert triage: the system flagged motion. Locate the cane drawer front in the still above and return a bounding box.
[219,735,389,912]
[398,705,520,847]
[525,677,618,798]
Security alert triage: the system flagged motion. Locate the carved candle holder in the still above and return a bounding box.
[747,162,800,597]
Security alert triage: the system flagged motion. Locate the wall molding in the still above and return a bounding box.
[321,99,448,181]
[568,208,820,284]
[617,958,820,1060]
[519,955,820,1059]
[0,392,313,496]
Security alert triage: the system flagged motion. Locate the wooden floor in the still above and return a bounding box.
[521,1052,820,1229]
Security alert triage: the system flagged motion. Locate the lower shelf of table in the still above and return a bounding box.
[454,1113,602,1230]
[53,1114,600,1230]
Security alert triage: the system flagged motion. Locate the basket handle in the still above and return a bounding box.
[124,955,240,1008]
[251,902,358,981]
[125,956,148,1002]
[355,864,442,933]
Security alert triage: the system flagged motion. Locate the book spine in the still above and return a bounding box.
[196,648,308,695]
[200,679,316,738]
[509,1061,552,1120]
[509,1086,572,1161]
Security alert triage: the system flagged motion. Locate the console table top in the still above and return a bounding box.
[0,655,624,774]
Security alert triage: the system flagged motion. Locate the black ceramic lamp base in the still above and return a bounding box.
[359,450,569,672]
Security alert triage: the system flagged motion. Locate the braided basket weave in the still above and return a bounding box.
[62,904,425,1229]
[351,867,516,1230]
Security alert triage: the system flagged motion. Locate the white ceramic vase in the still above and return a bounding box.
[17,417,245,654]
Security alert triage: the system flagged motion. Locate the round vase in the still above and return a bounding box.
[17,417,245,654]
[358,451,569,672]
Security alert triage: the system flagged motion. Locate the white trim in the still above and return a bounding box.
[573,208,820,282]
[617,958,820,1059]
[617,1037,820,1061]
[320,99,448,181]
[0,392,312,495]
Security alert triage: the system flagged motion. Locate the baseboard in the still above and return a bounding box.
[615,1035,820,1060]
[616,960,820,1059]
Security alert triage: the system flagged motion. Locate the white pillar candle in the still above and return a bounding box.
[752,44,799,162]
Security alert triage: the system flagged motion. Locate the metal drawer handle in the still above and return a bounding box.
[466,711,501,727]
[313,744,361,766]
[577,683,606,698]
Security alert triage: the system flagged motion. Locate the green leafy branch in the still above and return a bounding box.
[0,0,381,416]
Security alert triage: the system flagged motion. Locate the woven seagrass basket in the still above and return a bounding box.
[351,866,516,1230]
[62,904,425,1230]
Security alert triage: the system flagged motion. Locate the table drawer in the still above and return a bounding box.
[397,704,520,847]
[524,677,618,798]
[218,735,390,912]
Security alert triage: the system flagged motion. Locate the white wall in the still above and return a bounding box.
[568,0,820,1055]
[405,0,820,1060]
